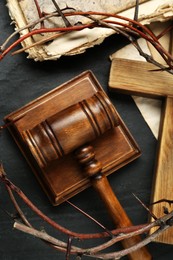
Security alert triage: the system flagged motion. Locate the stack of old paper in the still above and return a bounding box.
[6,0,173,61]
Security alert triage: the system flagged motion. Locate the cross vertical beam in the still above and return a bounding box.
[109,58,173,244]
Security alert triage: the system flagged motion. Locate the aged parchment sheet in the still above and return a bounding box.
[6,0,173,60]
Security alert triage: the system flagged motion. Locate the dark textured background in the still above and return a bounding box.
[0,1,173,259]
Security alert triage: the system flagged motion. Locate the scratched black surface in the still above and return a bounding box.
[0,1,173,259]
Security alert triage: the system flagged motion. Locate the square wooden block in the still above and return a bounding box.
[4,71,140,205]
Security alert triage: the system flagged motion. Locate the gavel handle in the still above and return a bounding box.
[76,146,151,260]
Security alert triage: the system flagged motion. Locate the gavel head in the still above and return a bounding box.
[23,91,119,168]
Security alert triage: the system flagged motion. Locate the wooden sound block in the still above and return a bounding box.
[4,71,140,205]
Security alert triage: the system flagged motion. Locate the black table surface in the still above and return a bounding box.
[0,2,173,259]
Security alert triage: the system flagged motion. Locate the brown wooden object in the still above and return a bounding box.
[4,71,151,259]
[109,58,173,244]
[4,70,141,205]
[22,90,119,168]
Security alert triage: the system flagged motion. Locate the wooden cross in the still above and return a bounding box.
[109,58,173,244]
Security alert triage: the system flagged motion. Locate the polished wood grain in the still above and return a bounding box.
[23,91,119,168]
[109,58,173,244]
[5,71,141,206]
[5,70,151,259]
[76,145,151,260]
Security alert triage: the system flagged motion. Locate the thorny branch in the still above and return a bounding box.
[0,1,173,73]
[1,163,173,259]
[51,0,72,27]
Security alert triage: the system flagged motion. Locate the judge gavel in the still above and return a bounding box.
[23,91,151,259]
